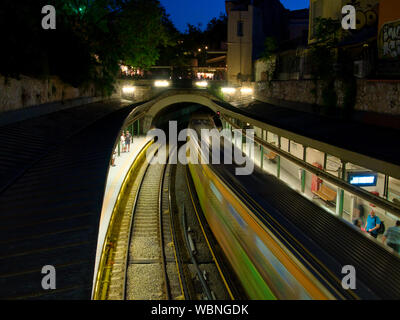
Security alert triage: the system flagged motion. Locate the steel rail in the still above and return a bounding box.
[181,203,214,300]
[159,147,171,300]
[167,148,190,299]
[185,165,237,300]
[123,145,160,300]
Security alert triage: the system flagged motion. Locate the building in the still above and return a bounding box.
[226,0,309,84]
[309,0,379,44]
[308,0,400,78]
[377,0,400,76]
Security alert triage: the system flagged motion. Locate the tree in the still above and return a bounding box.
[156,9,189,67]
[259,37,278,83]
[0,0,172,94]
[155,12,228,68]
[205,14,227,50]
[55,0,171,92]
[260,37,278,62]
[309,17,341,109]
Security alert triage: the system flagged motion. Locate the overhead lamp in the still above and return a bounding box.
[122,86,135,94]
[221,87,236,94]
[240,87,253,94]
[195,81,208,88]
[154,80,170,87]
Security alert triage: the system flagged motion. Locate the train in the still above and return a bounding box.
[186,113,400,300]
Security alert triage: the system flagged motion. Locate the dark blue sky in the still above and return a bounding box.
[159,0,310,32]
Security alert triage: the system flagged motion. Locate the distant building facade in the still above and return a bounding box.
[309,0,379,43]
[377,0,400,76]
[288,9,310,43]
[226,0,309,84]
[308,0,400,77]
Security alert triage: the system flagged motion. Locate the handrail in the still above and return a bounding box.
[222,115,400,218]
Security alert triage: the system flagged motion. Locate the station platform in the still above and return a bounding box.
[93,136,152,290]
[218,99,400,169]
[239,140,336,217]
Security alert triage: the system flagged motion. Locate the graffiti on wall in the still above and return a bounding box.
[344,1,378,30]
[379,20,400,59]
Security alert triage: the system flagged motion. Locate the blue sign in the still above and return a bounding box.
[347,172,378,187]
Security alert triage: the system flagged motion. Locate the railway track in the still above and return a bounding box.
[122,145,186,300]
[104,143,237,300]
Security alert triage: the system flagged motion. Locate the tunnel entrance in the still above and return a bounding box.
[151,102,218,134]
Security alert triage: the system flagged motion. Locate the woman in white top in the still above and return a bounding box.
[120,133,126,153]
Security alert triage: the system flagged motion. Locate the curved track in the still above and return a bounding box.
[123,146,186,300]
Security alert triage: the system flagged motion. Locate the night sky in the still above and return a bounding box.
[160,0,310,32]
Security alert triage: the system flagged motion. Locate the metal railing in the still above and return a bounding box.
[222,115,400,218]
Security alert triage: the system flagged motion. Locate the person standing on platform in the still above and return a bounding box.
[363,207,381,239]
[382,221,400,254]
[111,148,116,167]
[125,130,131,153]
[121,133,126,153]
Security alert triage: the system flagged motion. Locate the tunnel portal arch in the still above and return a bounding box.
[139,91,223,132]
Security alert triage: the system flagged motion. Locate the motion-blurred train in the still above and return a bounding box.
[186,113,400,300]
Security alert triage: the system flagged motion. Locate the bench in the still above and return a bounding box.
[266,151,277,161]
[313,184,337,203]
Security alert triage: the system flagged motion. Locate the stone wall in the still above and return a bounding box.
[356,80,400,114]
[0,76,161,118]
[0,74,97,113]
[255,79,400,115]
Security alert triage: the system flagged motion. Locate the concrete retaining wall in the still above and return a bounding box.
[0,74,97,113]
[255,79,400,115]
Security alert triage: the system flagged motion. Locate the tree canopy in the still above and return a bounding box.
[0,2,228,92]
[0,0,172,94]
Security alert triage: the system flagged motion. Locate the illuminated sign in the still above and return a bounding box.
[347,172,378,187]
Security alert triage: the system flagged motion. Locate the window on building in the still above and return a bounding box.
[237,21,244,37]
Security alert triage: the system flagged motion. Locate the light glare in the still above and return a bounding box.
[195,81,208,87]
[240,87,253,94]
[154,80,170,87]
[122,86,135,94]
[221,87,236,94]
